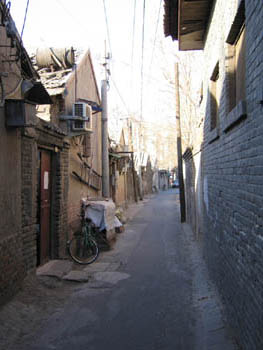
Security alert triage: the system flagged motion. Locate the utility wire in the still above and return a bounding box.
[54,0,90,34]
[140,0,146,120]
[130,0,137,103]
[149,0,162,77]
[131,0,137,68]
[111,77,130,116]
[102,0,112,57]
[20,0,30,40]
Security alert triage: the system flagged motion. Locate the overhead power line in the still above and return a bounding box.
[149,0,162,77]
[20,0,30,40]
[102,0,112,57]
[131,0,137,68]
[140,0,146,120]
[54,0,90,34]
[111,78,130,116]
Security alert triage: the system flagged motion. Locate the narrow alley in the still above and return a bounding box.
[1,190,237,350]
[0,2,262,349]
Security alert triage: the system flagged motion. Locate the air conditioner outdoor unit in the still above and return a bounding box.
[71,103,92,132]
[5,99,37,127]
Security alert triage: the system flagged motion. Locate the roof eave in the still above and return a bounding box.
[164,0,212,51]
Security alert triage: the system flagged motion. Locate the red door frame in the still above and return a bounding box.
[38,149,52,265]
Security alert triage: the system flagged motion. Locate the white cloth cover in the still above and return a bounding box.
[82,199,116,231]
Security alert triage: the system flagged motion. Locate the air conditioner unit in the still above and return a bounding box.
[71,103,92,132]
[5,99,37,127]
[73,102,87,117]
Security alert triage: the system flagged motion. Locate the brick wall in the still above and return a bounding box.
[21,134,38,271]
[0,111,25,305]
[0,235,26,306]
[52,145,70,257]
[36,124,70,259]
[193,1,263,348]
[20,122,69,270]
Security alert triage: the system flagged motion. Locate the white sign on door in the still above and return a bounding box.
[44,171,49,190]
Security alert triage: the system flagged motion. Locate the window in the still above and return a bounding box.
[235,27,246,103]
[210,62,219,130]
[226,0,246,113]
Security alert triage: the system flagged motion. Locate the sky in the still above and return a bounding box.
[10,0,177,130]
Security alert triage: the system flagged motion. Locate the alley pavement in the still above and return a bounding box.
[0,190,239,350]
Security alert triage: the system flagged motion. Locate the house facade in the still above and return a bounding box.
[109,128,138,208]
[0,2,53,304]
[164,0,263,349]
[36,49,102,239]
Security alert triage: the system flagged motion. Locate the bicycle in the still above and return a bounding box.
[68,213,99,265]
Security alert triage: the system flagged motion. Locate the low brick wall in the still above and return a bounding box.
[0,235,26,306]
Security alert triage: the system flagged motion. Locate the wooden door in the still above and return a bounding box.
[39,150,51,265]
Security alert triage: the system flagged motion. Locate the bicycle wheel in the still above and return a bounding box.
[68,234,99,264]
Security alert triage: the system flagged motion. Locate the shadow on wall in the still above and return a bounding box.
[185,20,263,349]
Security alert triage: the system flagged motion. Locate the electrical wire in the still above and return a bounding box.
[140,0,146,120]
[54,0,91,36]
[131,0,137,69]
[149,0,162,77]
[102,0,112,57]
[111,77,130,116]
[20,0,30,40]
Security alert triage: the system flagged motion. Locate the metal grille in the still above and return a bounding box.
[74,120,84,129]
[74,104,84,117]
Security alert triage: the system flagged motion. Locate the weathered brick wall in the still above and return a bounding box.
[142,161,153,196]
[21,133,38,271]
[114,172,124,207]
[52,144,70,257]
[126,168,136,203]
[0,235,26,306]
[67,139,100,236]
[36,124,70,259]
[183,155,197,232]
[0,112,25,305]
[64,51,103,236]
[198,1,263,349]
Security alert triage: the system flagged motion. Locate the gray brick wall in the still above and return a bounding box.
[197,1,263,349]
[35,124,70,260]
[21,135,38,271]
[51,144,70,258]
[0,112,25,305]
[0,235,26,306]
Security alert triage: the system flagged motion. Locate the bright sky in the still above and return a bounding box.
[10,0,176,127]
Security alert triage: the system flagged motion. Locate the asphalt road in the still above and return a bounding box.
[15,189,237,350]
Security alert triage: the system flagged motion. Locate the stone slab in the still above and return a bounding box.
[63,271,89,282]
[36,260,73,279]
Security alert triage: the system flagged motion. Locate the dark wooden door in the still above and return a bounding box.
[39,150,51,265]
